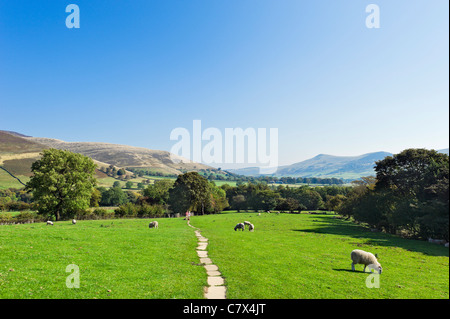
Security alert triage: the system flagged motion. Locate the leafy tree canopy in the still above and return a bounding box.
[26,149,97,221]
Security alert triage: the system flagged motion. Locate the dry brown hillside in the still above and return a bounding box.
[0,131,218,186]
[26,137,214,175]
[0,131,47,177]
[0,131,47,155]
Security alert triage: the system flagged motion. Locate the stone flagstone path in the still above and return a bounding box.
[188,221,227,299]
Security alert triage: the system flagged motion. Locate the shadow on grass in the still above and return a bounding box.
[332,269,366,273]
[293,215,449,257]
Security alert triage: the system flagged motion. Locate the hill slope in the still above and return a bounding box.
[0,131,221,189]
[228,148,449,179]
[275,151,393,179]
[227,151,393,179]
[26,137,215,175]
[0,130,46,155]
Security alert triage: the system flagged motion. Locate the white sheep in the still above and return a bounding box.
[72,219,77,225]
[46,221,54,226]
[428,238,446,245]
[149,221,159,229]
[258,213,261,216]
[248,223,255,232]
[351,249,382,274]
[234,223,245,231]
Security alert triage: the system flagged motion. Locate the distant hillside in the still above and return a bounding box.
[228,148,449,179]
[0,132,128,184]
[0,131,224,189]
[0,131,47,177]
[277,152,393,178]
[0,130,31,138]
[0,131,46,154]
[226,151,393,179]
[26,137,216,175]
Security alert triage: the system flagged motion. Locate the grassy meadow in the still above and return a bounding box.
[0,169,28,190]
[192,212,449,299]
[0,212,448,299]
[0,218,205,299]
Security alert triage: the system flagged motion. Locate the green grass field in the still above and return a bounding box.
[0,213,448,299]
[191,212,449,299]
[0,218,205,298]
[0,169,29,190]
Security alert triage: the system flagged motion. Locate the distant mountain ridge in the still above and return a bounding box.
[227,149,449,179]
[274,151,393,179]
[1,130,448,181]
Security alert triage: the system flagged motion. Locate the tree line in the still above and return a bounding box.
[126,167,345,185]
[337,149,449,241]
[1,147,447,242]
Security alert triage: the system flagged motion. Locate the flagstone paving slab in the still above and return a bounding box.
[205,286,227,299]
[188,221,226,299]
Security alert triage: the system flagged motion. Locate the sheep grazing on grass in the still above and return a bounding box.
[72,219,77,225]
[149,221,159,229]
[234,223,245,231]
[248,223,255,232]
[351,249,382,274]
[428,238,446,245]
[46,221,54,226]
[258,213,261,216]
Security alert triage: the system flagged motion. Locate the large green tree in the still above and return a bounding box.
[142,179,174,205]
[375,149,448,201]
[340,149,449,239]
[168,172,211,214]
[374,148,449,239]
[207,182,229,213]
[26,149,97,221]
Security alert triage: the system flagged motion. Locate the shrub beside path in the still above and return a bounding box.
[187,220,227,299]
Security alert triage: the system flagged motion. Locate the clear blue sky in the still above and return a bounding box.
[0,0,448,167]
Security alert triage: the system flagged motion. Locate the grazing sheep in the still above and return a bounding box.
[428,238,446,245]
[258,213,261,216]
[46,221,54,226]
[149,221,159,229]
[72,219,76,225]
[234,223,245,231]
[351,249,382,274]
[248,223,254,232]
